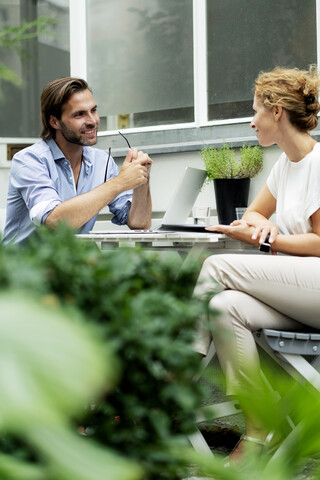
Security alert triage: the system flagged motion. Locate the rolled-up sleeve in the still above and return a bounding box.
[109,196,132,225]
[10,151,62,225]
[30,199,61,225]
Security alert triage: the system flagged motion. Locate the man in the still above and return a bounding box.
[3,77,152,244]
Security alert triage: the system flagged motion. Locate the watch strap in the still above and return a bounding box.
[259,233,271,253]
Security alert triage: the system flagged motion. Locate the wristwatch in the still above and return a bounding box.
[259,233,271,253]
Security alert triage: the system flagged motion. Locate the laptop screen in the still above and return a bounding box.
[161,166,207,225]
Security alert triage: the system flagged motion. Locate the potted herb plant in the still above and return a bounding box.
[201,142,263,224]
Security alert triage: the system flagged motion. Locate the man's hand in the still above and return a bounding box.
[131,148,152,180]
[116,148,153,191]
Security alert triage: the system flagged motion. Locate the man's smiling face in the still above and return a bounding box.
[56,89,100,146]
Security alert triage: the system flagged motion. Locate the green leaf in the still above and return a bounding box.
[0,64,22,85]
[0,452,45,480]
[28,425,143,480]
[0,292,116,429]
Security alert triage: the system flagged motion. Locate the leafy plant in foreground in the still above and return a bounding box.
[0,225,209,480]
[4,226,319,480]
[0,292,140,480]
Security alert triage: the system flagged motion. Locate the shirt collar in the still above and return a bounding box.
[45,138,93,171]
[45,138,66,161]
[82,148,93,168]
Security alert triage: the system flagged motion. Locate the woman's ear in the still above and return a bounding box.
[273,104,283,121]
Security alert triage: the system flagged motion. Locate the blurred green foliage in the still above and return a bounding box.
[0,17,57,99]
[2,224,319,480]
[182,368,320,480]
[0,292,141,480]
[0,224,209,480]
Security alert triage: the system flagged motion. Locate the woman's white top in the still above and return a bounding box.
[267,142,320,235]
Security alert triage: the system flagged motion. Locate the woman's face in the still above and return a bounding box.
[251,95,277,147]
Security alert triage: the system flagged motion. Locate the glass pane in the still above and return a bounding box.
[86,0,194,129]
[207,0,317,121]
[0,0,70,138]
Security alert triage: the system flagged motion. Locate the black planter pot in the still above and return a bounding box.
[214,177,250,225]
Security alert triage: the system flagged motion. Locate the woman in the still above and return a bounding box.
[194,66,320,462]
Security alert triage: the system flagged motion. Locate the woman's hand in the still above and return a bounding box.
[206,219,279,247]
[238,182,278,245]
[205,220,259,246]
[248,220,279,245]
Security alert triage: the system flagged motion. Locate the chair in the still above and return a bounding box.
[189,328,320,456]
[254,328,320,391]
[189,341,240,456]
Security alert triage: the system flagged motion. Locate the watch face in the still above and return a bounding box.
[259,242,271,253]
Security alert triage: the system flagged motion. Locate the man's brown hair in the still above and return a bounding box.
[40,77,90,139]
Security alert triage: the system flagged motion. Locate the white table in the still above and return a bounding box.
[77,231,256,268]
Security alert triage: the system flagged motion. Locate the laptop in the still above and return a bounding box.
[93,166,210,234]
[153,166,208,232]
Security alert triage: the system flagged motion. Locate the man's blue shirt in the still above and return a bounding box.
[3,138,132,244]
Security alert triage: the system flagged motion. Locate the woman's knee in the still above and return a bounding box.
[195,254,232,297]
[209,289,254,330]
[201,254,233,276]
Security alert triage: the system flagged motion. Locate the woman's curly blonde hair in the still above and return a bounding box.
[254,66,320,132]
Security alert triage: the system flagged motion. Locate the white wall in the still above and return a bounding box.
[148,144,280,214]
[0,168,10,209]
[0,142,281,218]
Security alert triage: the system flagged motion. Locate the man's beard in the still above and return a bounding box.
[58,120,97,146]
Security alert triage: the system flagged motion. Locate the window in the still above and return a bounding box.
[84,0,317,133]
[0,0,70,138]
[207,0,317,121]
[86,0,194,131]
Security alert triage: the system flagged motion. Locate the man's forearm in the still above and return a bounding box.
[127,183,152,230]
[45,178,124,229]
